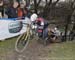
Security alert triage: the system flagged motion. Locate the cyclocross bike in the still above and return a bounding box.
[15,22,33,53]
[15,22,49,53]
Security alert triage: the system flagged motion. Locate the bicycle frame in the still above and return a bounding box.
[15,22,32,53]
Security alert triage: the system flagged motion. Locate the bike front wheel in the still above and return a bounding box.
[15,32,30,53]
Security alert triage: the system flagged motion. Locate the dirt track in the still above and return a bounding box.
[5,39,51,60]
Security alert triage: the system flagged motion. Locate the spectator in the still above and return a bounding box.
[23,7,29,18]
[0,12,2,18]
[5,1,19,18]
[0,0,4,18]
[17,2,27,19]
[17,4,23,18]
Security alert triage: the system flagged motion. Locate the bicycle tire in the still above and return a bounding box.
[15,32,30,53]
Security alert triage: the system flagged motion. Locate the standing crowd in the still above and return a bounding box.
[0,0,30,19]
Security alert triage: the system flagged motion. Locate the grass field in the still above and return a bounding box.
[0,37,16,56]
[47,41,75,60]
[0,37,75,60]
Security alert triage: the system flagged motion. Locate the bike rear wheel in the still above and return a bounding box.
[15,32,30,53]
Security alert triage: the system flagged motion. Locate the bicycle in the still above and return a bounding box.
[15,22,49,53]
[15,22,33,53]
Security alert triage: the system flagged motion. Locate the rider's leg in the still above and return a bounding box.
[43,27,48,39]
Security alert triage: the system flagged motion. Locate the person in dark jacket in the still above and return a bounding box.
[0,0,4,18]
[5,1,19,18]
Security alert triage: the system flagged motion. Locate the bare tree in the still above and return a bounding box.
[32,0,59,17]
[26,0,30,6]
[33,0,42,13]
[42,0,59,19]
[64,0,75,41]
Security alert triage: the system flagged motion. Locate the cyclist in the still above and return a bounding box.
[30,13,49,39]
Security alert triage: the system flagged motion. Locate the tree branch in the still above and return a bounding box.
[54,0,59,4]
[71,0,75,9]
[52,0,59,6]
[46,0,48,4]
[37,0,42,6]
[34,0,37,13]
[48,0,52,5]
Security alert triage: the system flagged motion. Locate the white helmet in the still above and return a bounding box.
[30,13,38,21]
[54,27,57,31]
